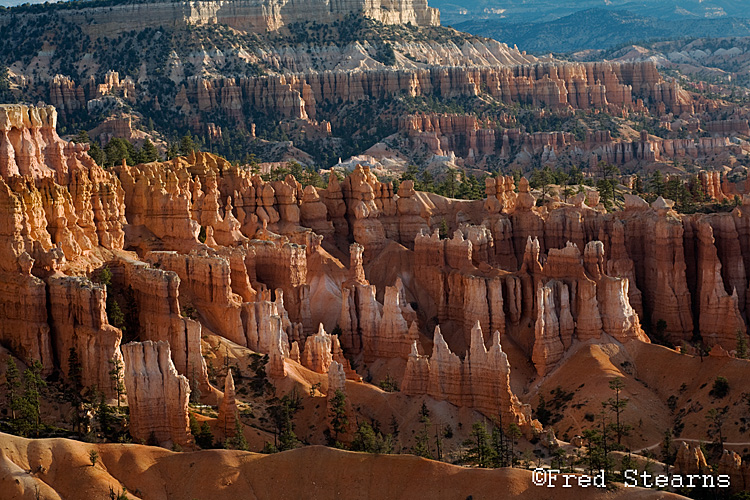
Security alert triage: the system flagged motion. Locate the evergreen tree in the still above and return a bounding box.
[179,134,196,156]
[68,347,83,396]
[649,170,665,196]
[103,138,136,168]
[89,141,105,167]
[582,418,614,478]
[596,179,616,211]
[569,165,584,185]
[67,347,87,435]
[529,166,552,201]
[0,65,17,103]
[633,174,644,193]
[73,130,91,145]
[706,406,728,446]
[19,361,46,437]
[97,395,114,440]
[412,421,432,459]
[137,139,160,163]
[230,414,249,451]
[507,423,522,467]
[270,390,303,451]
[165,143,178,160]
[602,378,630,446]
[661,428,675,466]
[439,218,449,239]
[737,331,748,359]
[72,129,104,166]
[197,422,214,449]
[109,357,126,407]
[351,421,393,454]
[4,357,21,421]
[490,424,509,467]
[465,421,492,468]
[328,389,348,446]
[419,401,430,422]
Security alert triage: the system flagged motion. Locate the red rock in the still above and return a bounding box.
[47,276,122,398]
[217,370,237,439]
[122,340,194,449]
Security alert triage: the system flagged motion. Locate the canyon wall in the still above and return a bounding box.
[171,61,691,123]
[3,0,439,39]
[399,114,745,168]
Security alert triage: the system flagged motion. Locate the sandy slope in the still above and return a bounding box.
[0,432,688,500]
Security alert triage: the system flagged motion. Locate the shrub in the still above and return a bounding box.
[710,376,730,398]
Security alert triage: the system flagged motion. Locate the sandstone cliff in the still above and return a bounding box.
[121,340,194,448]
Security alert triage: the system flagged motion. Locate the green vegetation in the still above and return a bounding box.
[601,378,631,446]
[534,386,574,427]
[737,331,748,359]
[189,412,216,449]
[351,421,393,454]
[398,165,486,200]
[373,43,396,66]
[412,402,433,459]
[328,389,348,447]
[89,449,99,466]
[378,373,399,393]
[268,389,303,452]
[709,376,730,399]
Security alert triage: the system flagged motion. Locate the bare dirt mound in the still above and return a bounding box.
[0,432,687,500]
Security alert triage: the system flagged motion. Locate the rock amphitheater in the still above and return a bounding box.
[1,102,750,497]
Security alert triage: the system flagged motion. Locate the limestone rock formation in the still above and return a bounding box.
[302,323,334,373]
[121,340,193,449]
[47,276,122,398]
[674,442,708,475]
[217,370,238,439]
[532,282,565,377]
[367,280,419,361]
[118,259,214,401]
[692,220,747,350]
[403,324,541,438]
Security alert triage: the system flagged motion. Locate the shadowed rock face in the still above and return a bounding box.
[121,340,193,448]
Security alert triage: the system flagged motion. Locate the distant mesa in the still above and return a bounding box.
[2,0,440,36]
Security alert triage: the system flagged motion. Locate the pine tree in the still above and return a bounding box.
[412,421,432,459]
[328,389,348,445]
[736,331,748,359]
[650,170,665,197]
[103,138,136,168]
[138,139,160,163]
[97,395,114,440]
[4,357,21,420]
[179,134,196,156]
[661,428,675,466]
[465,421,493,467]
[706,407,728,446]
[19,360,46,437]
[109,358,126,407]
[230,413,249,451]
[507,423,522,467]
[68,347,83,395]
[491,419,509,467]
[602,378,630,446]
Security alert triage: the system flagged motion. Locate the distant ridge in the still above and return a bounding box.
[451,8,750,54]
